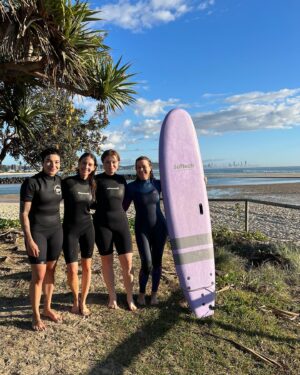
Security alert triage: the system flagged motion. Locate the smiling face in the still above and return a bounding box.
[103,155,119,175]
[78,156,96,180]
[42,154,60,177]
[136,159,152,180]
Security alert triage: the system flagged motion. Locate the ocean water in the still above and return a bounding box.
[1,166,300,201]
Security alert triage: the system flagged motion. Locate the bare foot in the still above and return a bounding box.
[42,309,62,323]
[32,318,46,331]
[70,304,80,314]
[127,300,137,311]
[80,304,91,317]
[150,293,159,305]
[137,293,146,306]
[108,300,119,309]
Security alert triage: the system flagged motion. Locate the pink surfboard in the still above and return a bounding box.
[159,108,215,318]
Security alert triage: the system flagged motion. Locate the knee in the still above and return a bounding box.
[31,270,45,285]
[46,262,57,275]
[81,262,91,273]
[32,274,44,286]
[141,262,153,275]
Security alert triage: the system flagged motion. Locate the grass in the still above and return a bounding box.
[68,230,300,374]
[0,227,299,374]
[0,218,20,230]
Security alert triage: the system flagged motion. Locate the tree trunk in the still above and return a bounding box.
[0,139,12,165]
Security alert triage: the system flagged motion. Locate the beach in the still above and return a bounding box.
[0,183,299,374]
[1,183,300,242]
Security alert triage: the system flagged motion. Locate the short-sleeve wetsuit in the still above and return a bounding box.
[62,175,95,264]
[20,171,63,264]
[123,179,167,293]
[93,173,132,256]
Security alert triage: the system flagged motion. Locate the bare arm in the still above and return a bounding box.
[19,201,39,257]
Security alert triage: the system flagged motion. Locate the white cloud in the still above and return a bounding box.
[123,119,132,127]
[134,97,180,117]
[73,95,98,117]
[102,130,127,150]
[198,0,215,11]
[131,118,161,137]
[225,88,300,104]
[193,88,300,134]
[98,1,215,31]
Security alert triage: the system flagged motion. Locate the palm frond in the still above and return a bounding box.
[91,58,137,112]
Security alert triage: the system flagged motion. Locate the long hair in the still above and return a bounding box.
[78,152,98,199]
[135,156,154,180]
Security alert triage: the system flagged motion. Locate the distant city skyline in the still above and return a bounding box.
[3,0,300,167]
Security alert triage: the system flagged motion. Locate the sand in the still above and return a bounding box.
[1,183,300,242]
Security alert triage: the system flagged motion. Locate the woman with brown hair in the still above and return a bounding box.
[123,156,167,305]
[62,152,97,316]
[93,150,136,311]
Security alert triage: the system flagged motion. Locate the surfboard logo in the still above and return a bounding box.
[174,163,194,170]
[54,185,62,195]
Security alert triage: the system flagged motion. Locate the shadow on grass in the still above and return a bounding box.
[0,291,110,331]
[88,290,189,375]
[88,286,298,375]
[0,295,32,330]
[0,270,31,280]
[0,292,74,329]
[201,319,300,345]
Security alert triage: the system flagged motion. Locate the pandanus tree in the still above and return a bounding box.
[0,0,136,164]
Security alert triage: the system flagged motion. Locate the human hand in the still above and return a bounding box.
[27,239,40,258]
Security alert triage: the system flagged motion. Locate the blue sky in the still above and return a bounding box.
[9,0,300,167]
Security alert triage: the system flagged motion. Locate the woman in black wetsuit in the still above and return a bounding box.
[93,150,137,311]
[123,156,167,305]
[62,153,97,316]
[20,148,63,331]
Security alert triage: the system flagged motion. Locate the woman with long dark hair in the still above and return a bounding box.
[62,152,97,316]
[124,156,167,305]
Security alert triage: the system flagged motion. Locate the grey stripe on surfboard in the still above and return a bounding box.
[182,285,215,293]
[173,247,214,265]
[170,233,213,250]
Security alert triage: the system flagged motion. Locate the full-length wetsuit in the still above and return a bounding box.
[123,179,167,293]
[20,172,63,264]
[93,173,132,255]
[62,175,95,263]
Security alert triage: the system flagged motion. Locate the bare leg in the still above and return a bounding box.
[101,254,118,309]
[119,253,137,311]
[30,264,47,331]
[67,262,80,314]
[42,260,61,322]
[80,258,92,316]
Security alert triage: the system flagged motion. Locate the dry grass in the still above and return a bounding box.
[0,229,299,375]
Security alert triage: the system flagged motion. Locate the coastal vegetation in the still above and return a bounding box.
[0,0,136,166]
[8,87,107,172]
[0,220,299,374]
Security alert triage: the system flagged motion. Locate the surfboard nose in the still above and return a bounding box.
[163,108,192,124]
